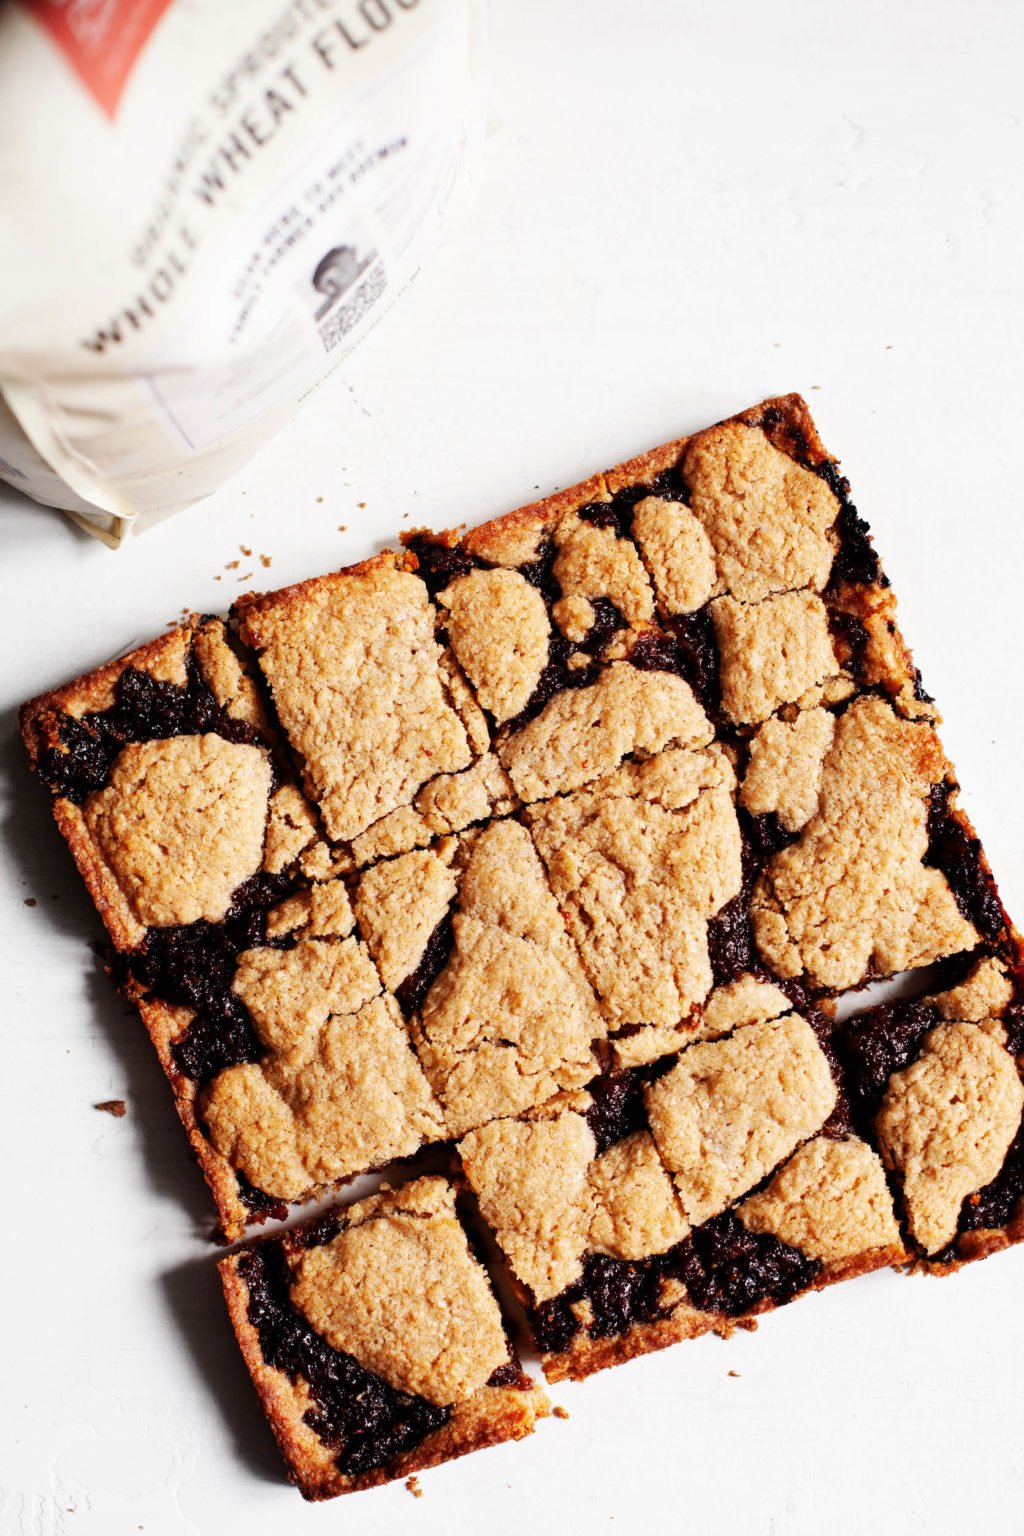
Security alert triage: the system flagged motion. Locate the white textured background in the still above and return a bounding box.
[2,2,1024,1532]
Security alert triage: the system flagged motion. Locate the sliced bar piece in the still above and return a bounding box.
[524,744,742,1066]
[219,1177,548,1499]
[352,820,605,1137]
[236,551,491,855]
[460,989,902,1382]
[841,954,1024,1268]
[19,615,296,952]
[123,875,445,1239]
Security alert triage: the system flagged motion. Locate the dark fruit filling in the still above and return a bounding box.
[840,998,941,1119]
[37,647,261,804]
[628,608,721,717]
[925,782,1007,944]
[394,910,455,1018]
[124,871,294,1085]
[960,1122,1024,1233]
[239,1245,450,1477]
[584,1062,671,1155]
[533,1213,819,1355]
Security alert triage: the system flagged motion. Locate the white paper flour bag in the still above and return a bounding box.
[0,0,482,544]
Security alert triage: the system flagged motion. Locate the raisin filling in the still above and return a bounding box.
[584,1062,672,1155]
[36,646,261,804]
[628,607,721,717]
[839,998,942,1121]
[925,782,1008,945]
[123,870,294,1085]
[239,1244,450,1477]
[959,1121,1024,1233]
[393,910,455,1018]
[532,1214,820,1355]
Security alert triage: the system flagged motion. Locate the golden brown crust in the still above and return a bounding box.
[457,475,610,567]
[132,995,254,1240]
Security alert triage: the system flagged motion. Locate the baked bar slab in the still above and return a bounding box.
[458,980,906,1381]
[21,393,1022,1270]
[218,1177,548,1498]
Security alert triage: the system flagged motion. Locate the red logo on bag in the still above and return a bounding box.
[23,0,176,118]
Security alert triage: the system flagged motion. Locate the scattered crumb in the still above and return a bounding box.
[553,1405,570,1420]
[213,574,223,582]
[240,544,252,556]
[811,384,821,390]
[358,501,366,509]
[338,524,348,533]
[24,897,37,908]
[728,1370,740,1378]
[260,554,272,568]
[238,571,253,582]
[316,495,324,504]
[96,1100,127,1118]
[405,1476,423,1499]
[225,559,240,570]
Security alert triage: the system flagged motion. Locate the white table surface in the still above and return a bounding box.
[3,2,1024,1532]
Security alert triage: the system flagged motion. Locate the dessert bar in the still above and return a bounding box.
[219,1177,548,1498]
[459,978,906,1381]
[21,393,1024,1310]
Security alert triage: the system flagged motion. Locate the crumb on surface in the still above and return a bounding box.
[24,897,37,907]
[358,501,367,509]
[225,559,240,570]
[405,1475,423,1498]
[241,545,252,556]
[338,524,348,532]
[316,495,324,503]
[553,1405,570,1420]
[96,1099,127,1117]
[260,554,272,568]
[728,1370,740,1378]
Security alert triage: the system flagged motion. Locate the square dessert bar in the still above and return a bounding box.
[219,1177,548,1499]
[840,955,1024,1269]
[459,977,906,1381]
[21,393,1023,1269]
[18,617,452,1237]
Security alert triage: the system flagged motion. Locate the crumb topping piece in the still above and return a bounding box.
[741,707,836,832]
[697,975,793,1040]
[551,514,655,637]
[875,1023,1024,1253]
[242,563,475,843]
[289,1178,508,1405]
[933,957,1014,1023]
[459,1113,595,1303]
[438,568,550,724]
[738,1135,902,1264]
[683,421,838,601]
[526,747,741,1036]
[713,592,839,725]
[200,994,444,1201]
[752,697,977,989]
[459,1112,686,1304]
[262,784,320,875]
[408,822,604,1136]
[501,661,713,804]
[646,1015,838,1225]
[83,735,271,927]
[631,496,717,616]
[232,936,380,1052]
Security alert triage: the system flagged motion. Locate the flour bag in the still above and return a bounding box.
[0,0,481,543]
